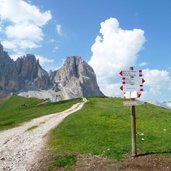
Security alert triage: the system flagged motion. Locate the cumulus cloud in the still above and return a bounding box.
[139,68,171,103]
[56,24,62,35]
[0,0,51,25]
[143,69,170,86]
[89,18,146,96]
[0,0,52,51]
[143,69,170,94]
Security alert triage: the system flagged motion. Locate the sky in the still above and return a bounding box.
[0,0,171,103]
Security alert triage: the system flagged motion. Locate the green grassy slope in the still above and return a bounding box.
[0,95,81,131]
[49,97,171,162]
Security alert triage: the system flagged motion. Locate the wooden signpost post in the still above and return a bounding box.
[119,67,145,157]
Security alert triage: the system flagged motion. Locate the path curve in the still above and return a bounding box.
[0,98,87,171]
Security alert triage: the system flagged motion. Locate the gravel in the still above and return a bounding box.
[0,98,87,171]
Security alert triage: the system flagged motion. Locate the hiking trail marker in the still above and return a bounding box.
[120,69,145,98]
[119,67,145,157]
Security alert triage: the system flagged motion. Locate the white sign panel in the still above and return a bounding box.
[122,84,142,92]
[123,91,141,99]
[123,100,144,106]
[119,69,145,99]
[120,70,142,77]
[122,77,145,85]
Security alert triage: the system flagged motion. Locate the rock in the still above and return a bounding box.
[15,54,51,90]
[51,56,104,99]
[0,42,104,101]
[0,43,23,91]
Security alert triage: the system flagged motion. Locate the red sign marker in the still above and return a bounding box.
[137,92,141,97]
[142,78,145,84]
[139,70,142,77]
[120,85,123,91]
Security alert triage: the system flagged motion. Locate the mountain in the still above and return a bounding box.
[0,43,104,101]
[15,54,51,90]
[0,44,23,91]
[50,56,104,99]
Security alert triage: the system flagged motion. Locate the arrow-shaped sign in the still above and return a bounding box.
[119,70,143,77]
[120,85,123,91]
[122,77,145,85]
[120,84,143,92]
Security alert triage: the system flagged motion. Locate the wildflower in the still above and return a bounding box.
[140,133,144,136]
[141,138,145,141]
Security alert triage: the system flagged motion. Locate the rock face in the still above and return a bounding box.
[15,54,50,90]
[0,43,104,101]
[51,56,104,99]
[0,43,50,91]
[0,44,23,91]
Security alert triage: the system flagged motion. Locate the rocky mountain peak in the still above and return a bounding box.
[63,56,83,79]
[15,54,50,90]
[0,43,23,91]
[0,42,3,52]
[52,56,104,99]
[0,43,103,100]
[15,54,39,80]
[0,43,11,61]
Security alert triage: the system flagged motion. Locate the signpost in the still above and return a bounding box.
[123,100,144,106]
[119,67,145,157]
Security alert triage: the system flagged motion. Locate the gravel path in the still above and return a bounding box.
[0,98,87,171]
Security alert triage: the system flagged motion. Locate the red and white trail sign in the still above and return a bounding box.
[120,70,143,77]
[120,67,145,157]
[119,69,145,99]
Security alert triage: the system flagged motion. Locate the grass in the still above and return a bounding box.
[48,155,76,170]
[49,97,171,163]
[0,95,81,131]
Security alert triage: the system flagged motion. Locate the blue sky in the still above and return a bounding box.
[0,0,171,102]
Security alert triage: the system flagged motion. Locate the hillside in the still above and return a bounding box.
[47,97,171,170]
[0,95,81,131]
[0,96,171,170]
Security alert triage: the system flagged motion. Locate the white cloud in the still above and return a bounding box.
[143,69,170,94]
[1,40,17,49]
[139,62,148,67]
[5,23,43,41]
[10,52,25,61]
[49,39,56,43]
[0,0,51,26]
[143,69,170,86]
[0,0,52,51]
[56,24,62,35]
[35,55,54,66]
[140,69,171,102]
[89,18,146,96]
[10,53,54,69]
[53,45,59,52]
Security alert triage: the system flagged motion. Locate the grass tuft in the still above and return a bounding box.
[48,155,76,170]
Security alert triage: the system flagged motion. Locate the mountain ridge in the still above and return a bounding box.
[0,43,104,101]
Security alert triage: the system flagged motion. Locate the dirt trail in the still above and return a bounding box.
[0,98,87,171]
